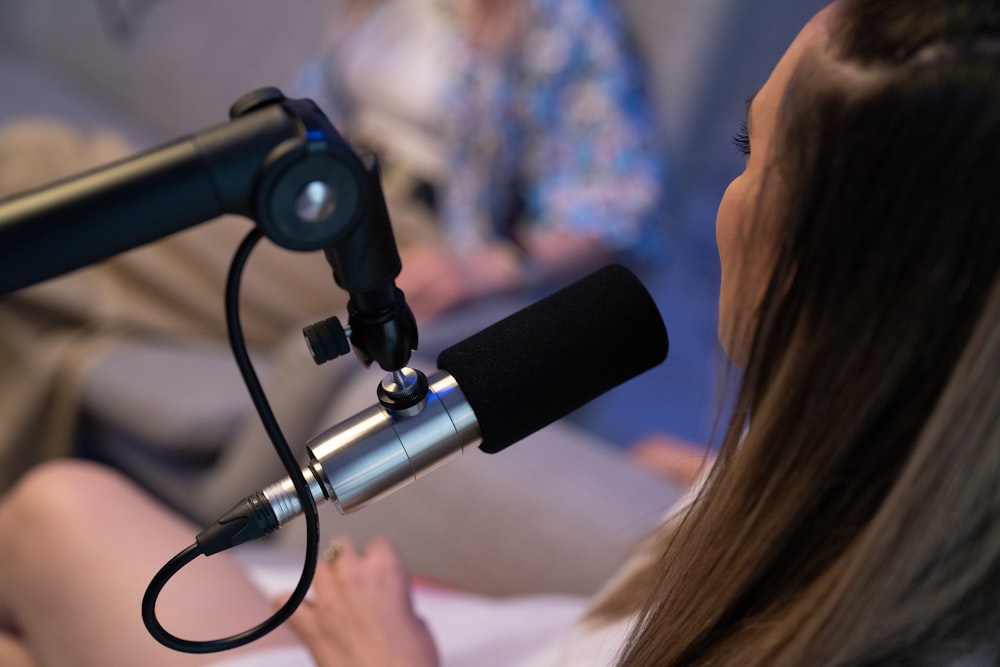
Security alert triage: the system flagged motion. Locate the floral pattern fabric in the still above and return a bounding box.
[298,0,668,259]
[441,0,668,257]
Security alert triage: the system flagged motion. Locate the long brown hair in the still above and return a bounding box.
[603,1,1000,664]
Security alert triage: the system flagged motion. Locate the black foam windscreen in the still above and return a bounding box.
[436,264,669,454]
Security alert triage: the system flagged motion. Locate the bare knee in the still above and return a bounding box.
[4,458,129,510]
[0,460,135,557]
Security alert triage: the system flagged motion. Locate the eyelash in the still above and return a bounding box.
[732,120,751,156]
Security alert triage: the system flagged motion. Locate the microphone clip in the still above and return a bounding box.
[377,367,429,417]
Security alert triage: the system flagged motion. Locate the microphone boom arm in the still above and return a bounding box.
[0,86,417,371]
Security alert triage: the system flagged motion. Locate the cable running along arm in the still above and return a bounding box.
[0,87,420,652]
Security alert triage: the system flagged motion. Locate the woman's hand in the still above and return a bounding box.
[628,434,715,488]
[283,537,439,667]
[397,243,522,322]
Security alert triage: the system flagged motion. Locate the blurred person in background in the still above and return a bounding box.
[0,0,672,493]
[298,0,668,323]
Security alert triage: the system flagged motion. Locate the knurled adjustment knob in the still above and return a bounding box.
[302,316,351,365]
[229,87,286,119]
[377,368,429,415]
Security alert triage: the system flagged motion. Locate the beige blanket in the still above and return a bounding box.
[0,117,437,491]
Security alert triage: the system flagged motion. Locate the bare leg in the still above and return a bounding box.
[0,632,37,667]
[0,460,299,667]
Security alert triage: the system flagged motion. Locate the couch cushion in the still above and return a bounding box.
[0,55,155,145]
[79,338,264,457]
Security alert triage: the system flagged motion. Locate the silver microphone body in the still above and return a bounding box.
[261,370,480,525]
[196,264,668,556]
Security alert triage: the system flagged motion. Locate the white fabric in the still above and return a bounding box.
[207,555,633,667]
[299,0,458,179]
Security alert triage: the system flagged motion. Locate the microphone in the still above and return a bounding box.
[196,264,668,555]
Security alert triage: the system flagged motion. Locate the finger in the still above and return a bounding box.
[320,540,342,563]
[320,536,360,567]
[284,597,320,641]
[365,537,405,576]
[315,537,364,602]
[364,538,414,602]
[286,598,345,667]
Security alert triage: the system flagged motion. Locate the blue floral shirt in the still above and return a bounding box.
[441,0,668,258]
[296,0,668,260]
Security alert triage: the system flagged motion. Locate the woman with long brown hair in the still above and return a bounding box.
[610,0,1000,663]
[0,0,998,665]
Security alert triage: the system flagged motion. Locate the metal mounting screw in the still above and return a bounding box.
[294,181,337,223]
